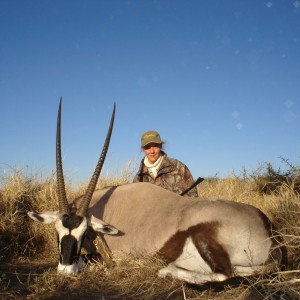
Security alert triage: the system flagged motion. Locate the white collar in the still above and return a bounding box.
[144,155,163,178]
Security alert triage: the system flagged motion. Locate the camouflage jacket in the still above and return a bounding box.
[133,152,199,197]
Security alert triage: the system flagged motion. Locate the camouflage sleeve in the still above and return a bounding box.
[180,164,199,197]
[132,174,140,183]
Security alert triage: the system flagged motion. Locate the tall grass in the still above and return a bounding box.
[0,163,299,299]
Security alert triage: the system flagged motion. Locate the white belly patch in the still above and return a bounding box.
[173,237,212,273]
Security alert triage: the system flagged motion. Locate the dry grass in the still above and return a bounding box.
[0,166,299,299]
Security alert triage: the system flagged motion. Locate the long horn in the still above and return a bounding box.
[77,103,116,217]
[56,97,69,215]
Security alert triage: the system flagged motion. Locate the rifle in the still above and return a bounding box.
[180,177,204,196]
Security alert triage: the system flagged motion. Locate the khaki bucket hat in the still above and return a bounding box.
[141,130,162,147]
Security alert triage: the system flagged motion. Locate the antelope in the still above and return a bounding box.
[28,99,287,284]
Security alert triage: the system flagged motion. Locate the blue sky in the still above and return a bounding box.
[0,0,299,184]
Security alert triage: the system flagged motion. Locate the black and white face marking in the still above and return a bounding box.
[55,214,88,274]
[27,210,119,275]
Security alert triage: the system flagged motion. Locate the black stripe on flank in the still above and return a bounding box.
[189,223,233,277]
[158,222,233,278]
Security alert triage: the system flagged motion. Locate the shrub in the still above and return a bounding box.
[245,158,300,195]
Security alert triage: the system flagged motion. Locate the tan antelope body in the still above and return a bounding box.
[75,182,287,283]
[28,99,287,284]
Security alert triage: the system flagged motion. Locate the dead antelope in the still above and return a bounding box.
[28,99,287,284]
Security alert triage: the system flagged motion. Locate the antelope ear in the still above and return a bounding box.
[27,211,59,224]
[88,215,119,235]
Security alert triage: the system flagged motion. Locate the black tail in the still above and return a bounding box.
[258,210,288,270]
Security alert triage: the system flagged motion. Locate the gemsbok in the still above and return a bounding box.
[28,99,288,284]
